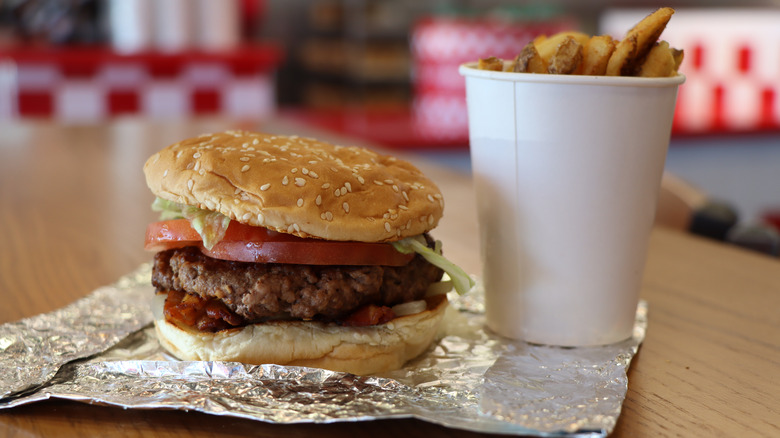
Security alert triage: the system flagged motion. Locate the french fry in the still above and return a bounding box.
[636,41,677,77]
[534,31,589,63]
[547,36,583,74]
[478,56,505,72]
[672,47,685,71]
[511,42,548,73]
[607,7,674,76]
[605,35,637,76]
[580,35,615,75]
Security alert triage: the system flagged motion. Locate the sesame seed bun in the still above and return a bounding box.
[143,130,444,242]
[152,293,448,375]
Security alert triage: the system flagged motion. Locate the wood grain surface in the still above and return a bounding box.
[0,118,778,437]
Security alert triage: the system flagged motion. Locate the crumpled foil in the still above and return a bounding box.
[0,264,646,437]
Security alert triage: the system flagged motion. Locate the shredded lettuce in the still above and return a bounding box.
[151,197,231,250]
[391,236,474,295]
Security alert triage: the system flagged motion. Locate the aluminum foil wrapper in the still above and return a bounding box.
[0,265,646,436]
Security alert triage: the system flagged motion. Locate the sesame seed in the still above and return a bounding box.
[193,152,201,159]
[406,219,412,229]
[302,168,309,175]
[295,178,306,186]
[309,171,319,178]
[257,213,264,222]
[428,215,435,225]
[240,157,250,162]
[399,205,408,210]
[252,138,260,145]
[322,183,330,189]
[282,176,289,185]
[297,198,304,207]
[392,185,399,192]
[383,213,390,219]
[187,179,194,190]
[343,202,349,213]
[326,211,333,221]
[356,175,365,184]
[321,213,327,220]
[198,169,205,175]
[291,168,298,173]
[260,183,271,191]
[402,191,409,201]
[194,161,201,171]
[373,180,384,186]
[241,165,250,172]
[344,182,352,192]
[287,224,295,233]
[293,224,300,232]
[334,189,340,197]
[315,195,322,206]
[391,213,398,220]
[384,179,394,184]
[242,213,251,221]
[163,169,168,177]
[384,222,392,232]
[340,187,347,196]
[427,194,435,203]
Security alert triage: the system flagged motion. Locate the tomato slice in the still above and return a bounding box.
[145,219,414,266]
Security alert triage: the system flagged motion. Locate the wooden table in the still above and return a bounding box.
[1,118,778,437]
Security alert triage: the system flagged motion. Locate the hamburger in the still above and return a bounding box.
[143,130,472,375]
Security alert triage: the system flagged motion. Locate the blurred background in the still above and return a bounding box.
[1,0,779,250]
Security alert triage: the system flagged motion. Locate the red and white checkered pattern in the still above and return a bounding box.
[11,63,274,123]
[601,8,780,133]
[1,46,281,123]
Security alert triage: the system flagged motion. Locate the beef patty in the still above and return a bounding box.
[152,243,443,322]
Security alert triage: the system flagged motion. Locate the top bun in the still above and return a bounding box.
[144,131,444,242]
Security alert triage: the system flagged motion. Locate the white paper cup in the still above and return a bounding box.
[460,63,684,346]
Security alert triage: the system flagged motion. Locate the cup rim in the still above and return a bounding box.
[459,62,686,87]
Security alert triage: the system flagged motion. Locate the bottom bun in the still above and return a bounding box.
[153,294,448,375]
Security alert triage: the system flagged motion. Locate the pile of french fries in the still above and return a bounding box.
[477,7,683,78]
